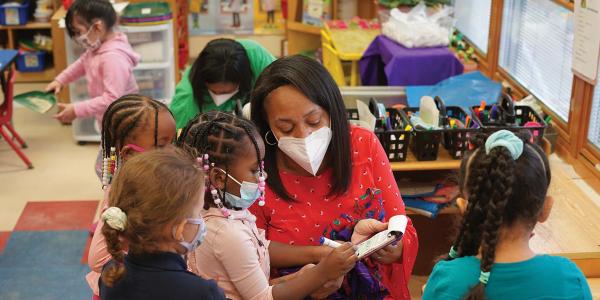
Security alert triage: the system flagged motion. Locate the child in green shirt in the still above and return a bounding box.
[423,130,592,300]
[170,39,275,129]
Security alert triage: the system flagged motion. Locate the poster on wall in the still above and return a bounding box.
[189,0,218,35]
[189,0,254,35]
[572,0,600,84]
[254,0,284,34]
[216,0,255,34]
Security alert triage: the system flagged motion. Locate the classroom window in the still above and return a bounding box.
[589,65,600,150]
[499,0,574,121]
[453,0,492,54]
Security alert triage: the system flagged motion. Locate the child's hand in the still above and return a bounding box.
[311,275,344,299]
[351,219,388,244]
[54,103,76,124]
[45,80,62,95]
[317,242,357,281]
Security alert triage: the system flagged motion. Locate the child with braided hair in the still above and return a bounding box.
[176,111,358,300]
[99,148,225,299]
[423,130,592,300]
[87,94,176,298]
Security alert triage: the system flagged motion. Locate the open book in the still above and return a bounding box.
[355,215,408,260]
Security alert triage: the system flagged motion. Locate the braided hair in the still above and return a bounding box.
[446,132,551,300]
[101,94,172,164]
[176,111,263,208]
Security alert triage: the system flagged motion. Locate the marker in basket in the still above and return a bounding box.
[465,116,471,128]
[544,115,552,124]
[479,100,487,113]
[320,237,342,248]
[490,105,498,121]
[400,124,412,140]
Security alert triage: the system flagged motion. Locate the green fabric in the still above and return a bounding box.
[422,255,592,300]
[170,39,276,129]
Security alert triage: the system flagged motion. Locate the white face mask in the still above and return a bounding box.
[209,89,239,107]
[276,126,332,176]
[75,22,101,51]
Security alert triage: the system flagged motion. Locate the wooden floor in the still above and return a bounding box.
[530,155,600,257]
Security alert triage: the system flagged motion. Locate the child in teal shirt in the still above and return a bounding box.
[170,39,275,129]
[423,130,592,300]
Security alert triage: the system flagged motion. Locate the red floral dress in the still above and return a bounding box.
[250,126,418,299]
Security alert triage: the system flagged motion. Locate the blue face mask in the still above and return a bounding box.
[174,218,207,253]
[217,169,261,209]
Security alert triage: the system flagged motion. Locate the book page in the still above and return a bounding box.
[355,215,408,259]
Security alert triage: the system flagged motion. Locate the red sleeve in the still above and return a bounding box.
[367,130,419,300]
[249,196,270,231]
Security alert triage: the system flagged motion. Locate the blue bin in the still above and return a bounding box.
[16,51,46,72]
[0,1,29,25]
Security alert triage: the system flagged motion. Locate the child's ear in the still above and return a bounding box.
[456,197,468,214]
[120,145,136,162]
[538,195,554,223]
[209,168,227,190]
[173,219,187,241]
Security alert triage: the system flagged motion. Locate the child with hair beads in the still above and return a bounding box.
[177,111,358,300]
[87,94,176,298]
[99,148,225,299]
[423,130,592,300]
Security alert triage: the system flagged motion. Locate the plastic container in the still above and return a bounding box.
[121,24,171,63]
[16,51,46,72]
[347,99,412,162]
[470,93,547,145]
[441,105,481,159]
[402,108,443,161]
[34,9,52,22]
[429,96,482,159]
[0,1,29,25]
[402,96,446,161]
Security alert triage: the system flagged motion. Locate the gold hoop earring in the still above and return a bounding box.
[264,130,277,146]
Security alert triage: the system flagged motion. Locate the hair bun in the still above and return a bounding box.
[102,207,127,231]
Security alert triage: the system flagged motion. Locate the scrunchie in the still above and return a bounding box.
[102,207,127,231]
[485,130,523,160]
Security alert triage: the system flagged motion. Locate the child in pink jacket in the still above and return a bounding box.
[47,0,139,126]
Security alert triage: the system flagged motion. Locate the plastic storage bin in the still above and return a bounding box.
[346,99,412,162]
[121,24,171,63]
[16,51,46,72]
[402,107,443,161]
[0,1,29,25]
[470,94,546,145]
[441,105,480,159]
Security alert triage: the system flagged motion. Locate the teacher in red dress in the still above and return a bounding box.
[249,55,419,299]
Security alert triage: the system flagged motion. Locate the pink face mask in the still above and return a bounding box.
[126,144,145,153]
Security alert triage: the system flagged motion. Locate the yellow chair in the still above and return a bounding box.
[322,42,347,86]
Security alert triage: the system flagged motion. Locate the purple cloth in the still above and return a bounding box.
[359,35,464,86]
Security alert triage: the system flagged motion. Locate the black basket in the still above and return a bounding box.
[346,99,411,162]
[470,94,546,145]
[402,108,443,161]
[442,106,481,159]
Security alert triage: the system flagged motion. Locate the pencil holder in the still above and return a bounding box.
[471,94,547,145]
[346,98,412,162]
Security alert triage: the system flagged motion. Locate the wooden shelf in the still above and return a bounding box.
[15,67,56,83]
[406,204,458,216]
[0,22,52,30]
[286,20,321,35]
[390,149,461,172]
